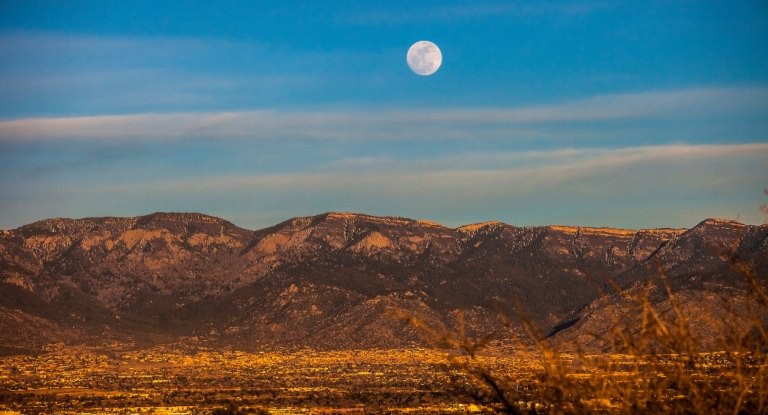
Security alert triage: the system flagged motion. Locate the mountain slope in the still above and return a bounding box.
[551,218,768,351]
[0,212,764,351]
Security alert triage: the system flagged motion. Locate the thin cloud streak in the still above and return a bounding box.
[1,87,766,141]
[0,32,380,117]
[320,143,768,173]
[0,31,264,59]
[346,1,607,25]
[74,142,768,196]
[2,143,766,229]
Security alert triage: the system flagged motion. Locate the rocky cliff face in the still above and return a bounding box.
[553,218,768,351]
[0,212,765,351]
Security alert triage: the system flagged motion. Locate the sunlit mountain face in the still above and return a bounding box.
[1,212,765,350]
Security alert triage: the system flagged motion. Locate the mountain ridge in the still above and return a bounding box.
[0,211,765,352]
[5,210,701,234]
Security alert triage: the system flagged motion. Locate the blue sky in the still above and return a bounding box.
[1,0,767,229]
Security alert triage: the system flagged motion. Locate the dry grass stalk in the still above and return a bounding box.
[396,245,767,414]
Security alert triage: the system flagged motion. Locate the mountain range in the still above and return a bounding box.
[1,212,766,352]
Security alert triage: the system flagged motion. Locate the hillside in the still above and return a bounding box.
[0,212,765,351]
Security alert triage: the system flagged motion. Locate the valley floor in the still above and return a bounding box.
[0,345,510,414]
[0,344,764,414]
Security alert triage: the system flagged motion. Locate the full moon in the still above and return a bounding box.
[407,41,442,76]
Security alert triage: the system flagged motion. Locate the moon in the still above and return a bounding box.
[407,41,442,76]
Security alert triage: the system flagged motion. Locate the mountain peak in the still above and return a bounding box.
[697,217,745,227]
[134,212,239,228]
[455,221,506,233]
[140,211,228,222]
[314,212,446,229]
[18,216,137,235]
[548,225,638,237]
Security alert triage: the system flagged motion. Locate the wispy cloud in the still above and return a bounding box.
[0,32,380,116]
[346,1,607,25]
[97,142,768,192]
[1,86,766,141]
[319,143,768,174]
[0,31,264,61]
[4,142,763,230]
